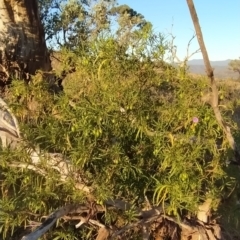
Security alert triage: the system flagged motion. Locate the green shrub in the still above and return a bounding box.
[1,36,239,239]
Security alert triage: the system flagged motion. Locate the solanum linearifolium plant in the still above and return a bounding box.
[1,23,239,239]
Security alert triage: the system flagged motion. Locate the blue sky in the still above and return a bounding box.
[118,0,240,61]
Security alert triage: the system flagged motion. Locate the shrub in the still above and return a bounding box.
[1,36,239,239]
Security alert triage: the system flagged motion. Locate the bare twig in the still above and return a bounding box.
[75,216,89,228]
[186,34,201,60]
[20,197,222,240]
[168,31,200,67]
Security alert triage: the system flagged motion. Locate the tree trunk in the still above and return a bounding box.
[0,0,51,86]
[186,0,240,164]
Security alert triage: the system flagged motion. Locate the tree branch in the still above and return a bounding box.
[21,205,77,240]
[9,161,91,192]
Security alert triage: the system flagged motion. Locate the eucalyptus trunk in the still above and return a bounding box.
[0,0,51,86]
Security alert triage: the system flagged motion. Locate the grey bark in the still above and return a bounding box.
[0,0,51,85]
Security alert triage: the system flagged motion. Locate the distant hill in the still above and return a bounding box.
[187,59,239,80]
[188,59,232,66]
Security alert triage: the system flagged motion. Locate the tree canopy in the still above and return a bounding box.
[38,0,148,50]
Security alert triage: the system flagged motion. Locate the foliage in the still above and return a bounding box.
[1,28,240,238]
[38,0,148,51]
[0,0,240,239]
[228,58,240,79]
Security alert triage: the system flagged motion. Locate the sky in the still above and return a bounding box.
[118,0,240,61]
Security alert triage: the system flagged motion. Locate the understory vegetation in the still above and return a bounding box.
[1,37,240,239]
[0,1,240,239]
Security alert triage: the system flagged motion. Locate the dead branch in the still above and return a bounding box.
[20,198,222,240]
[168,31,200,67]
[21,203,108,240]
[9,161,91,192]
[21,205,77,240]
[186,34,201,60]
[0,97,92,194]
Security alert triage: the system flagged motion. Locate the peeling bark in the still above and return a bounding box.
[0,0,51,85]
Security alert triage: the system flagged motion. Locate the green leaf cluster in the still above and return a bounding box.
[1,8,240,239]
